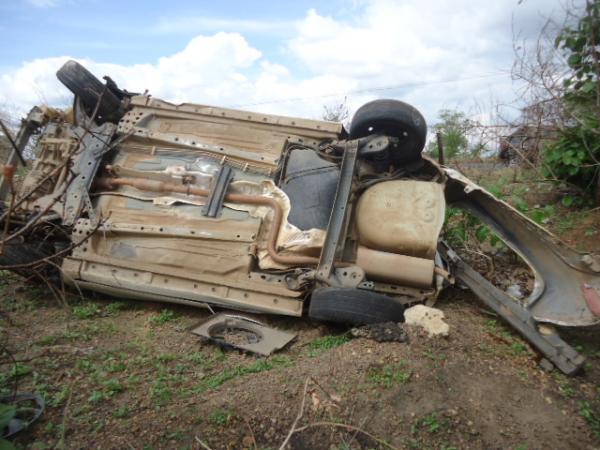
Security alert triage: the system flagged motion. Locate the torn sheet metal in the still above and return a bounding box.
[444,167,600,327]
[191,314,296,356]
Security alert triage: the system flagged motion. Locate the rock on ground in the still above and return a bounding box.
[404,304,450,337]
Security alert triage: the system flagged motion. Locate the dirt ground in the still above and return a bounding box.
[0,273,599,450]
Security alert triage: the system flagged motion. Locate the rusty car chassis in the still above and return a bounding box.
[0,61,599,375]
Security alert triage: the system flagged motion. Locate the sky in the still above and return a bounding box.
[0,0,581,129]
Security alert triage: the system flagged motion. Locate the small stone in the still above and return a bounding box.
[404,305,449,337]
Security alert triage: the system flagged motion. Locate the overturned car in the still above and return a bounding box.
[1,61,599,374]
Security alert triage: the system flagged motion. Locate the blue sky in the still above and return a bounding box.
[0,0,579,128]
[0,0,350,70]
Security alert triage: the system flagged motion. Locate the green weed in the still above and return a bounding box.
[113,405,131,419]
[88,391,106,404]
[195,356,292,393]
[150,309,178,325]
[102,378,124,397]
[579,402,600,439]
[72,303,101,319]
[208,409,232,427]
[307,334,350,357]
[367,363,411,388]
[105,301,131,315]
[412,412,448,434]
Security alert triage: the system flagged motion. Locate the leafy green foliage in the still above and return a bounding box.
[0,403,15,430]
[549,2,600,199]
[443,208,502,250]
[544,127,600,193]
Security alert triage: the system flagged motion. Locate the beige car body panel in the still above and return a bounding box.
[61,97,342,316]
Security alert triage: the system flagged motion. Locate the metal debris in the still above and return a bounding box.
[191,314,296,356]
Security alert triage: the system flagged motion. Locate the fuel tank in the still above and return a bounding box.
[355,180,445,259]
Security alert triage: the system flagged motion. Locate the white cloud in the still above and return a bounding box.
[285,0,561,121]
[0,0,574,127]
[0,32,263,115]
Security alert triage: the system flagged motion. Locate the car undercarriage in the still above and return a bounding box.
[0,60,598,375]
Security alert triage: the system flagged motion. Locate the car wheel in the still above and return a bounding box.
[56,60,124,124]
[308,287,406,325]
[349,99,427,164]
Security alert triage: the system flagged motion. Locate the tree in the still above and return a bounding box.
[511,1,600,203]
[547,0,600,203]
[427,109,473,159]
[322,97,349,123]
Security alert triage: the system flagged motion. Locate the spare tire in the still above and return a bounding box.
[349,99,427,164]
[308,287,406,325]
[56,60,124,124]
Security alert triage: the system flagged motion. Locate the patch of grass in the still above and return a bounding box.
[367,363,411,388]
[72,302,101,319]
[151,379,172,405]
[579,402,600,439]
[483,320,532,358]
[165,430,185,441]
[150,309,178,325]
[37,327,98,346]
[423,349,446,361]
[555,215,575,233]
[102,378,124,397]
[509,341,528,356]
[553,373,576,398]
[208,409,232,427]
[88,391,106,404]
[185,351,212,367]
[195,356,293,393]
[411,412,448,434]
[1,295,36,313]
[0,363,30,393]
[575,343,600,358]
[104,301,131,315]
[156,353,176,364]
[104,359,127,373]
[113,405,131,419]
[307,334,351,357]
[49,385,71,407]
[75,358,94,372]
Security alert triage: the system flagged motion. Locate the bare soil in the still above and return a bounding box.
[0,276,599,450]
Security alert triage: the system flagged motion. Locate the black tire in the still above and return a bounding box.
[308,287,405,325]
[349,99,427,164]
[56,60,124,123]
